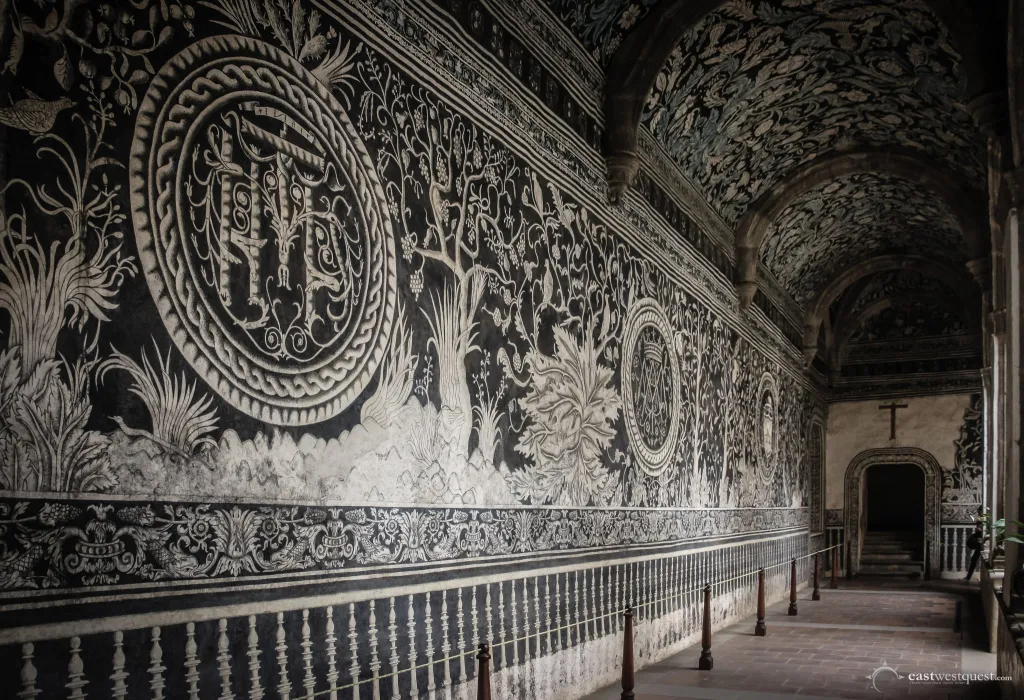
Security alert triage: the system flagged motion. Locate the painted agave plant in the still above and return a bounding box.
[509,327,620,506]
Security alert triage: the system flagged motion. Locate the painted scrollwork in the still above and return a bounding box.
[0,497,807,590]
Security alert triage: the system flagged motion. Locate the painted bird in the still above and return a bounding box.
[0,95,75,134]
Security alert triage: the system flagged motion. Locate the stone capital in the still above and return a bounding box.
[966,257,992,292]
[1003,167,1024,208]
[736,281,758,313]
[968,91,1011,140]
[991,307,1008,336]
[606,151,639,204]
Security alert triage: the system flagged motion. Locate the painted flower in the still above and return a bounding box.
[209,507,262,577]
[509,328,620,506]
[619,5,641,29]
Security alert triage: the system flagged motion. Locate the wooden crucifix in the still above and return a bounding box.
[879,401,908,440]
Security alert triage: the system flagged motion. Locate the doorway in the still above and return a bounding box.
[865,463,924,533]
[843,447,942,578]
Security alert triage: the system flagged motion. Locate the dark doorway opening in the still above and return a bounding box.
[865,463,924,532]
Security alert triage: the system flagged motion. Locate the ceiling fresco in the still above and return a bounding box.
[848,302,967,343]
[847,269,957,316]
[759,173,964,307]
[641,0,985,225]
[544,0,658,64]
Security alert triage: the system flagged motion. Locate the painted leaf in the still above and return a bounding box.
[54,52,74,90]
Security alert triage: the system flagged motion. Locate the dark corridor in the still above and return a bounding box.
[865,463,924,533]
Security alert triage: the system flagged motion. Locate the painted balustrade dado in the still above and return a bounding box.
[6,537,833,700]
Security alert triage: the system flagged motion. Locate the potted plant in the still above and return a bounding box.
[979,509,1024,596]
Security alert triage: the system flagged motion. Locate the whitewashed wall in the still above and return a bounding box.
[825,393,974,509]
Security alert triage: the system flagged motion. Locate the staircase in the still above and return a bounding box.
[859,531,924,576]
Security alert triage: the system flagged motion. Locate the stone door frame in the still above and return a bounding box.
[843,447,941,579]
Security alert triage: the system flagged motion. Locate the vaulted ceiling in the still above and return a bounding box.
[640,0,984,224]
[845,269,958,317]
[547,0,1001,380]
[759,173,964,307]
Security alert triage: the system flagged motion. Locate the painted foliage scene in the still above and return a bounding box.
[0,0,815,511]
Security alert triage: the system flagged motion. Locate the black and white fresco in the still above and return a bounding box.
[0,0,823,610]
[942,393,983,506]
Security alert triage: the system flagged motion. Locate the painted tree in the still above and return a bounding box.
[0,84,135,492]
[673,294,730,506]
[360,57,516,458]
[491,174,646,506]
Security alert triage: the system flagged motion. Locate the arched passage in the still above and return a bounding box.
[844,448,942,579]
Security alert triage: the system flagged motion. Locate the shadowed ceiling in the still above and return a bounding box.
[759,173,964,306]
[846,269,957,316]
[847,301,967,343]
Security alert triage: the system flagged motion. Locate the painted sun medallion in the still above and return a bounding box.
[757,373,779,484]
[622,299,681,476]
[130,36,397,426]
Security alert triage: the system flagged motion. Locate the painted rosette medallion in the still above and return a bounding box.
[130,35,397,425]
[757,372,779,484]
[622,299,681,476]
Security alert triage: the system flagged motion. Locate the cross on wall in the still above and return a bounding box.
[878,401,908,440]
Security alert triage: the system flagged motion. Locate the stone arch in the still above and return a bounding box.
[801,255,979,366]
[843,448,942,579]
[604,1,1000,201]
[733,150,987,310]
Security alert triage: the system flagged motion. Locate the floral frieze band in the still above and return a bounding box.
[0,498,806,590]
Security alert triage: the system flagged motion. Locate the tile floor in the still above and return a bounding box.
[582,583,1002,699]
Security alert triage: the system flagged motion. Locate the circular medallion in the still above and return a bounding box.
[130,36,397,425]
[757,373,779,484]
[622,299,681,475]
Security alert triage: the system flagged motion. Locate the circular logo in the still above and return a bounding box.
[622,299,681,475]
[866,660,904,692]
[130,36,397,425]
[757,373,779,484]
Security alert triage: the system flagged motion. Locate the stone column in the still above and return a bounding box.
[969,91,1012,570]
[971,253,998,555]
[1004,0,1024,606]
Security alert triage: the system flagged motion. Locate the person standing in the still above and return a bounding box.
[965,524,985,581]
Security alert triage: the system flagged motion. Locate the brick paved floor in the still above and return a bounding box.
[583,584,1001,699]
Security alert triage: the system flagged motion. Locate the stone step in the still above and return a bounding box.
[858,563,924,576]
[863,541,919,549]
[861,555,917,565]
[863,542,918,551]
[864,533,920,542]
[861,551,916,561]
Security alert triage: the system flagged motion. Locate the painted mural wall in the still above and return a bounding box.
[825,393,983,526]
[0,0,822,697]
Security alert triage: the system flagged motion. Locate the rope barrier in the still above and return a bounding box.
[281,543,840,700]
